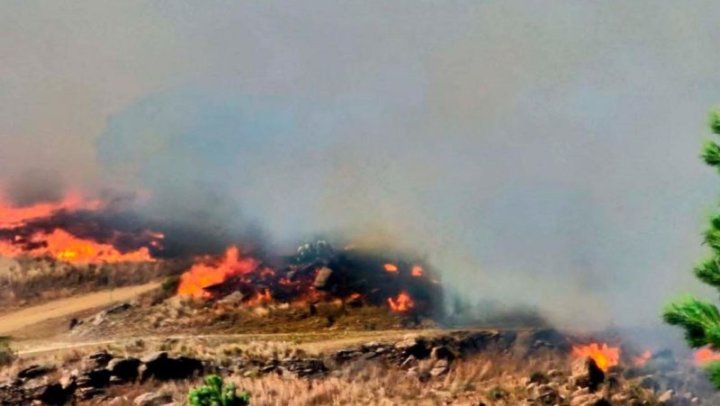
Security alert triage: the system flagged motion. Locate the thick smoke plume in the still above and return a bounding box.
[2,2,720,328]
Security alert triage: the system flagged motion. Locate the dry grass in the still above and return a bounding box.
[0,257,183,310]
[82,353,567,406]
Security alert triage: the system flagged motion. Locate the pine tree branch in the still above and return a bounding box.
[663,298,720,348]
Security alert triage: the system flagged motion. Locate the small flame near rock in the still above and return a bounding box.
[387,291,415,313]
[632,350,652,367]
[693,346,720,366]
[571,342,620,372]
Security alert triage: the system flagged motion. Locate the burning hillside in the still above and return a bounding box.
[176,241,444,316]
[0,193,164,264]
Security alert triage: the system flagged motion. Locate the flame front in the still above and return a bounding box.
[0,193,161,264]
[0,193,101,228]
[571,343,620,371]
[177,246,259,299]
[387,291,415,313]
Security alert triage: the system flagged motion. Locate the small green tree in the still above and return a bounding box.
[664,108,720,388]
[188,374,250,406]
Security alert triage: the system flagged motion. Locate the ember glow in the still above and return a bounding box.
[411,265,424,277]
[571,343,620,371]
[632,350,652,367]
[387,291,415,313]
[177,246,260,299]
[693,347,720,365]
[384,263,398,273]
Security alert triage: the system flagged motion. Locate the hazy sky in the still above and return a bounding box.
[2,1,720,326]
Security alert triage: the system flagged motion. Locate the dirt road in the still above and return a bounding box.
[0,281,160,336]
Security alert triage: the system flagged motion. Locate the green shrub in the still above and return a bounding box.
[188,374,250,406]
[0,337,16,367]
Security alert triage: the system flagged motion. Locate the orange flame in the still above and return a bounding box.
[246,288,273,306]
[0,229,157,263]
[384,263,398,273]
[0,193,101,228]
[632,350,652,367]
[411,265,424,277]
[177,246,259,299]
[571,343,620,372]
[387,291,415,313]
[694,347,720,365]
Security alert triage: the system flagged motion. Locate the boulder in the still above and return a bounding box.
[134,391,174,406]
[107,357,141,383]
[32,382,70,406]
[87,351,113,368]
[17,364,54,380]
[141,353,203,381]
[430,345,456,362]
[76,368,111,389]
[395,336,430,359]
[430,359,449,377]
[313,267,334,289]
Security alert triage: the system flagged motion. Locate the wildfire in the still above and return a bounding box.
[0,192,101,228]
[0,193,162,264]
[387,291,415,313]
[632,350,652,367]
[411,265,424,277]
[571,343,620,372]
[384,263,398,273]
[246,288,273,306]
[177,246,260,299]
[694,347,720,365]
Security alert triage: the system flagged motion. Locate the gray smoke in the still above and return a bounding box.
[2,1,720,328]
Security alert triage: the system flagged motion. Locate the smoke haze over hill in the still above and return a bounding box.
[2,2,720,327]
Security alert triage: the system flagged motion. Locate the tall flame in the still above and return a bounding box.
[571,343,620,371]
[387,291,415,313]
[177,246,259,299]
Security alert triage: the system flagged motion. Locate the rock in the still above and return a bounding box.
[332,349,362,362]
[76,368,111,389]
[107,357,141,382]
[32,382,70,405]
[313,267,334,289]
[141,351,168,364]
[571,357,604,392]
[87,351,113,368]
[658,389,674,403]
[395,336,430,359]
[106,302,132,315]
[141,353,203,381]
[76,387,105,401]
[17,364,54,380]
[430,359,449,377]
[218,291,244,305]
[134,391,173,406]
[400,355,417,369]
[430,345,456,361]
